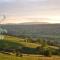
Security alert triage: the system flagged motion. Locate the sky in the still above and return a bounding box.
[0,0,60,24]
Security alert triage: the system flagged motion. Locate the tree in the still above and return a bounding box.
[44,48,52,57]
[36,40,52,57]
[36,38,45,44]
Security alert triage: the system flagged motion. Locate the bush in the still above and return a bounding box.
[36,46,52,57]
[44,49,52,57]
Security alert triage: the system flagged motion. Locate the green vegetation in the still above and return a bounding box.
[0,35,60,60]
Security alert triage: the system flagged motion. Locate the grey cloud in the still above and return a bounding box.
[48,0,60,8]
[0,0,60,16]
[0,0,48,13]
[0,0,16,3]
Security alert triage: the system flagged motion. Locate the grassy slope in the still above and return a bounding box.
[3,35,41,48]
[0,35,60,60]
[3,35,59,49]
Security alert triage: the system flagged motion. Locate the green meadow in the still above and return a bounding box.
[0,35,60,60]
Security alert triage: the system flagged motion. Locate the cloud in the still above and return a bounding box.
[48,0,60,8]
[25,0,48,2]
[0,0,60,18]
[0,0,16,3]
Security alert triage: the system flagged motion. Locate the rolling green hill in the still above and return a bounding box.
[0,35,60,60]
[1,24,60,43]
[0,35,59,49]
[0,35,59,60]
[0,35,41,48]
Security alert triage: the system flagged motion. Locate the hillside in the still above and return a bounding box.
[1,24,60,37]
[1,24,60,45]
[0,35,60,60]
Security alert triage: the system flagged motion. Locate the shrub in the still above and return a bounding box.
[44,49,52,57]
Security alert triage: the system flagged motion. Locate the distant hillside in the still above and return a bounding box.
[0,24,60,39]
[19,22,49,25]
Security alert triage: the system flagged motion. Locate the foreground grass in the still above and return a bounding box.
[0,53,60,60]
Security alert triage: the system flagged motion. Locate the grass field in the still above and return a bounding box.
[2,35,41,48]
[0,35,60,60]
[0,53,60,60]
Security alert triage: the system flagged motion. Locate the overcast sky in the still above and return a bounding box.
[0,0,60,23]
